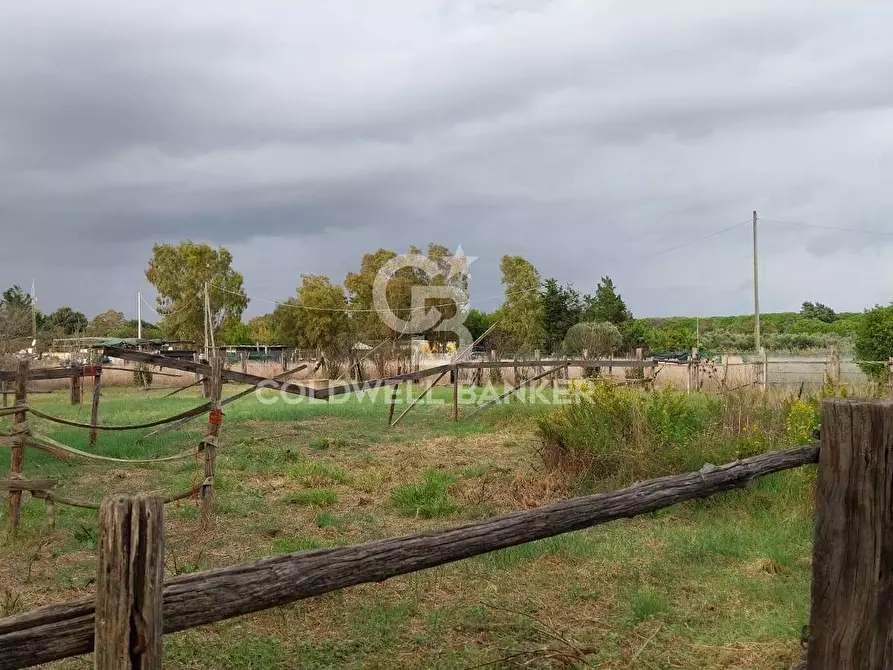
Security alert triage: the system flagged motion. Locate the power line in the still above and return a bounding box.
[641,220,752,261]
[209,282,541,315]
[764,219,893,237]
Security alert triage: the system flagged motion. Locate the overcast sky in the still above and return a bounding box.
[2,1,892,322]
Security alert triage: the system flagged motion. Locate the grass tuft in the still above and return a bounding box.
[390,470,457,518]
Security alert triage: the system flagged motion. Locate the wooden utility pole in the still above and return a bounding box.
[95,495,164,669]
[808,399,893,668]
[753,210,761,352]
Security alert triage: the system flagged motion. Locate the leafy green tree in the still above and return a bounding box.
[0,285,37,353]
[801,301,837,323]
[563,321,622,356]
[297,275,350,352]
[855,303,893,380]
[1,286,32,311]
[221,321,253,345]
[541,278,582,353]
[464,309,495,345]
[618,318,649,353]
[248,314,275,344]
[46,307,88,335]
[582,276,631,324]
[345,248,402,342]
[497,255,545,353]
[145,242,248,349]
[270,299,302,348]
[86,310,127,337]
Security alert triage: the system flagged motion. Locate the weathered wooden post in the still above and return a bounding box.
[452,363,459,422]
[1,380,6,408]
[831,344,842,386]
[95,495,164,669]
[240,352,248,374]
[6,359,29,538]
[690,347,699,392]
[89,366,102,446]
[888,357,893,398]
[807,399,893,668]
[69,371,81,405]
[759,347,768,391]
[388,364,401,426]
[200,356,223,530]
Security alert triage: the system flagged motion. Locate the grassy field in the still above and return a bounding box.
[0,383,814,669]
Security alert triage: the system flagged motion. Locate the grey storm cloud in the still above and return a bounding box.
[2,0,893,320]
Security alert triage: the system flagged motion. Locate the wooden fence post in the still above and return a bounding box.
[888,357,893,398]
[1,380,6,408]
[6,359,29,538]
[89,366,102,446]
[201,356,223,530]
[452,363,459,422]
[69,372,81,405]
[95,495,164,669]
[760,347,768,391]
[808,399,893,668]
[691,347,699,392]
[240,352,248,374]
[831,344,842,386]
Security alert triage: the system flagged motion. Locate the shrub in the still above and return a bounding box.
[390,470,457,518]
[537,380,787,490]
[855,304,893,381]
[785,399,819,446]
[563,322,622,357]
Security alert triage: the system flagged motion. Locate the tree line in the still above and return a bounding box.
[1,241,886,364]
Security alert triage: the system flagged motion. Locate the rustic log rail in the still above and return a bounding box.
[0,444,817,669]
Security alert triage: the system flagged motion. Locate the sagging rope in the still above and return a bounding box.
[27,401,213,431]
[29,432,201,463]
[31,483,203,510]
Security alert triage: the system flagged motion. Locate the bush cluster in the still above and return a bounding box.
[537,380,821,491]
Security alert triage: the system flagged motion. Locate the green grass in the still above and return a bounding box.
[285,489,339,507]
[0,383,817,669]
[390,470,458,518]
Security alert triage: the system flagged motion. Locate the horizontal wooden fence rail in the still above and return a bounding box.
[0,366,95,383]
[105,348,317,397]
[456,359,655,369]
[0,444,817,669]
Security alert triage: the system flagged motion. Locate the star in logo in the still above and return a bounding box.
[445,244,477,281]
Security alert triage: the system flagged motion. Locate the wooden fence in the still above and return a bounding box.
[1,399,892,668]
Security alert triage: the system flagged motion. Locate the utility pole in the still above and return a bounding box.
[753,210,761,352]
[137,292,142,340]
[30,279,37,349]
[203,282,210,360]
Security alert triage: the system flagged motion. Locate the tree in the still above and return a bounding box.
[855,303,893,381]
[497,255,545,353]
[46,307,88,336]
[222,321,253,345]
[618,318,650,353]
[248,314,275,344]
[270,299,303,348]
[344,248,405,342]
[583,276,631,325]
[801,301,837,324]
[145,242,248,349]
[541,278,582,353]
[465,309,495,345]
[0,285,36,354]
[297,275,350,351]
[563,321,622,356]
[1,286,32,311]
[86,310,127,337]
